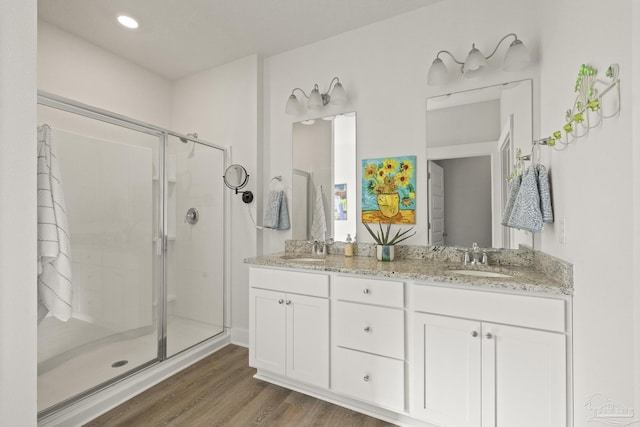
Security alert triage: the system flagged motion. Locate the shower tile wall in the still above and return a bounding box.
[56,129,153,333]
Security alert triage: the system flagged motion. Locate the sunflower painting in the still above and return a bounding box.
[362,156,416,224]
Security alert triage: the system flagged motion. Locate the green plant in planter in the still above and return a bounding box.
[363,220,416,245]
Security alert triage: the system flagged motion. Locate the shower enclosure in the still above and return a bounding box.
[36,92,229,417]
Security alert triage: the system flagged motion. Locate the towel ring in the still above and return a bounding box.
[223,164,254,204]
[270,176,285,191]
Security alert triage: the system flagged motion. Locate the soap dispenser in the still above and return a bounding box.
[344,234,354,257]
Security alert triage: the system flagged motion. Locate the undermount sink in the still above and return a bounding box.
[280,256,326,262]
[448,269,513,278]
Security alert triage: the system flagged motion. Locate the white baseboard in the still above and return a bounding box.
[39,333,231,427]
[230,327,248,347]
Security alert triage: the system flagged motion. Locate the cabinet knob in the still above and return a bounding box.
[471,331,478,337]
[363,374,370,382]
[363,326,371,332]
[278,299,284,304]
[286,300,292,305]
[485,332,493,339]
[363,288,370,294]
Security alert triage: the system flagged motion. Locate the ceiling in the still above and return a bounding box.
[38,0,440,81]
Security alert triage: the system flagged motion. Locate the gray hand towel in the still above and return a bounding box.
[501,174,521,227]
[536,164,553,223]
[263,190,290,230]
[507,166,543,233]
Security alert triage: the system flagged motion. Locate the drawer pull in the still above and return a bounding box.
[485,332,493,339]
[286,300,292,305]
[363,326,371,332]
[471,331,478,337]
[278,299,284,304]
[363,374,370,382]
[363,288,370,294]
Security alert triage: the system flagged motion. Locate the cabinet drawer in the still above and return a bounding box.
[332,346,404,411]
[249,267,329,297]
[334,301,404,359]
[333,275,403,307]
[413,284,566,333]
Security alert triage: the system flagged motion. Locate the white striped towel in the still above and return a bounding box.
[311,186,327,241]
[37,125,73,323]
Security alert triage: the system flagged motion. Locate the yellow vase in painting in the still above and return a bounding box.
[377,193,400,218]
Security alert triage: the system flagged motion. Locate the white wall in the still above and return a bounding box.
[0,0,37,424]
[38,21,172,127]
[262,0,540,254]
[538,0,636,423]
[633,0,640,418]
[428,100,500,147]
[171,55,259,345]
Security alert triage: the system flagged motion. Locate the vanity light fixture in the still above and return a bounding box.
[285,77,347,115]
[427,33,530,86]
[117,15,139,29]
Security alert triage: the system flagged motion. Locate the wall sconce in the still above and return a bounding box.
[285,77,347,115]
[427,33,531,86]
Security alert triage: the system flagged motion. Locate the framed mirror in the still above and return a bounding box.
[426,80,533,249]
[291,113,356,242]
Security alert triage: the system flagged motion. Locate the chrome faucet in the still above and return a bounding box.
[471,242,480,265]
[311,238,334,256]
[462,243,489,266]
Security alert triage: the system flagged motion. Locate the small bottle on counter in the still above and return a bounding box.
[344,234,354,257]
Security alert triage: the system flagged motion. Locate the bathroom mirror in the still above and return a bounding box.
[223,164,249,190]
[223,163,254,203]
[426,79,533,249]
[291,113,357,242]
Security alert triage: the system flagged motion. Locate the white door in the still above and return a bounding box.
[481,323,567,427]
[286,293,330,388]
[427,161,445,245]
[249,288,286,376]
[413,313,482,427]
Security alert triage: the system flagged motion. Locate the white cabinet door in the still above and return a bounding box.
[286,293,329,388]
[250,288,286,376]
[482,323,566,427]
[413,313,482,427]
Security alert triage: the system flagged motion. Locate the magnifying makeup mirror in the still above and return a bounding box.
[223,164,254,203]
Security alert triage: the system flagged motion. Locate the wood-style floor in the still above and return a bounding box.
[85,344,393,427]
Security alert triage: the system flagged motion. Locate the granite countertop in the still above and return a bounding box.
[245,252,572,296]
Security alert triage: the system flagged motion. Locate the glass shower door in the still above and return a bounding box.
[165,135,226,357]
[36,102,163,413]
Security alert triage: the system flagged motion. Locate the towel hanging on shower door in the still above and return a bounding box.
[37,125,73,323]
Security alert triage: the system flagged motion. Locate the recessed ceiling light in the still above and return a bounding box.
[117,15,139,29]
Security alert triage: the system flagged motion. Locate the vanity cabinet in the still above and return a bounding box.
[249,267,329,388]
[331,275,405,411]
[246,262,571,427]
[412,284,567,427]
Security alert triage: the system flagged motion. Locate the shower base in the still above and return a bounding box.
[38,315,224,412]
